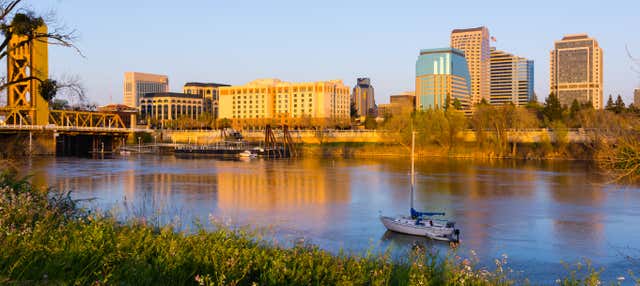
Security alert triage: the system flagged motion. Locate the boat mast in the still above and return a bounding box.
[411,131,415,211]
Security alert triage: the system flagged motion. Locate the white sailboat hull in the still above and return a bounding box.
[380,215,456,241]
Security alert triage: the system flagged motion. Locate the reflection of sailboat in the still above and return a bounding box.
[379,132,460,242]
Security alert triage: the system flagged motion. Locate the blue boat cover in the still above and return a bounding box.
[411,208,445,218]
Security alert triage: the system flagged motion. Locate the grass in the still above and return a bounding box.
[0,170,614,285]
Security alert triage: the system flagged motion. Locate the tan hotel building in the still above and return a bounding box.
[218,78,350,124]
[550,34,603,109]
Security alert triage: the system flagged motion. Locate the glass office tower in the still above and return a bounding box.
[415,48,471,111]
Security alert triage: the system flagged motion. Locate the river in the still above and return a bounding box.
[18,155,640,283]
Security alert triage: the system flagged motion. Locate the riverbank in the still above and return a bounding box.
[0,171,605,285]
[299,141,595,161]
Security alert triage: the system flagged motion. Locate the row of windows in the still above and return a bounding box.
[224,87,349,95]
[140,99,201,104]
[140,105,202,120]
[277,103,313,109]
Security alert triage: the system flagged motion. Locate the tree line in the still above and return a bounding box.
[378,94,640,159]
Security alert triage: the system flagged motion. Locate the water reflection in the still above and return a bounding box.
[17,156,640,283]
[216,160,350,212]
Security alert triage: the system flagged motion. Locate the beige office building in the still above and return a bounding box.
[490,48,534,106]
[550,34,603,109]
[378,92,416,117]
[451,26,491,105]
[218,78,350,123]
[123,72,169,108]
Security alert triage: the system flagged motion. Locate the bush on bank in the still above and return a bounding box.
[0,171,607,285]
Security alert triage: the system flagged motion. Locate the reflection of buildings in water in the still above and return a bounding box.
[122,172,219,204]
[216,160,350,213]
[549,172,605,205]
[414,159,541,250]
[53,171,118,197]
[548,173,606,244]
[124,168,135,199]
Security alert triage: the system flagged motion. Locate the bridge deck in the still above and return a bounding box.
[0,124,150,134]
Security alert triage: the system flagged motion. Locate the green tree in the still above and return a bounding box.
[363,116,377,129]
[444,94,451,111]
[569,99,581,118]
[349,100,358,118]
[452,98,462,110]
[50,99,69,110]
[614,95,625,114]
[543,93,563,122]
[217,118,232,129]
[605,95,614,111]
[444,109,466,150]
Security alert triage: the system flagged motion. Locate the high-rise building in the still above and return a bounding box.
[183,82,230,119]
[351,78,376,117]
[451,26,491,105]
[634,88,640,106]
[490,48,535,106]
[550,34,603,109]
[415,48,471,111]
[218,78,350,123]
[123,72,169,108]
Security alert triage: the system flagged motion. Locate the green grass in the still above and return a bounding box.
[0,171,611,285]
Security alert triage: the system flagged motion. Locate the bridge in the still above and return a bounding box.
[0,23,147,156]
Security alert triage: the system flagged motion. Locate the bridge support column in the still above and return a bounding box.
[55,134,126,156]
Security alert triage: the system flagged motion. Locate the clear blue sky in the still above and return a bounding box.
[29,0,640,105]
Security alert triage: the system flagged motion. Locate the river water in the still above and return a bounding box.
[19,155,640,283]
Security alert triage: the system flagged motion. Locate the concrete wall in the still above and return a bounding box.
[161,129,594,145]
[0,131,55,156]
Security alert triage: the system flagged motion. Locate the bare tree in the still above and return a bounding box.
[0,0,82,102]
[627,45,640,76]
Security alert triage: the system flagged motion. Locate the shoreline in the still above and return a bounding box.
[298,142,597,162]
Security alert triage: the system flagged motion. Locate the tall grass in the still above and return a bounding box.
[0,171,609,285]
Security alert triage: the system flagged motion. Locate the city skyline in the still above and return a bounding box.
[28,0,640,106]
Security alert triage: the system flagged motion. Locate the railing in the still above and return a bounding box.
[0,124,151,133]
[49,110,126,129]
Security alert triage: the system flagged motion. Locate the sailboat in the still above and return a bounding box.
[379,131,460,242]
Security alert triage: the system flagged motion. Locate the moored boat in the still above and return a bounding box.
[379,131,460,243]
[238,150,257,159]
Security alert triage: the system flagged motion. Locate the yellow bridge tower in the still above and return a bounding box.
[5,23,49,125]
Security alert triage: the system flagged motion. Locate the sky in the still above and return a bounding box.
[23,0,640,105]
